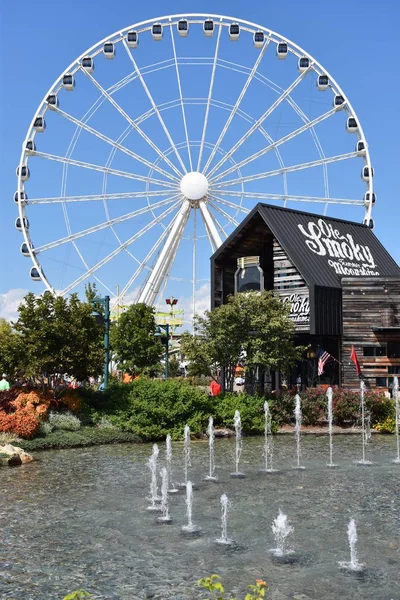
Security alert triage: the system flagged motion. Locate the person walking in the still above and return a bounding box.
[0,374,10,391]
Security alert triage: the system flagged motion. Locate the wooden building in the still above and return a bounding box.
[211,204,400,391]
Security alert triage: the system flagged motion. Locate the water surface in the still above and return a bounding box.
[1,435,399,599]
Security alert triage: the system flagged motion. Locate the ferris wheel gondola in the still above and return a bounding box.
[16,13,375,317]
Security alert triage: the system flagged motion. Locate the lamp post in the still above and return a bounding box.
[155,323,170,380]
[91,295,110,390]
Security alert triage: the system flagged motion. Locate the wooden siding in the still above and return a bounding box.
[273,239,307,290]
[341,277,400,389]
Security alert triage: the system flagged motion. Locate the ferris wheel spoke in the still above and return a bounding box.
[31,151,175,188]
[27,190,174,205]
[116,212,179,304]
[60,200,181,295]
[197,21,223,172]
[82,69,183,177]
[202,38,270,174]
[169,21,193,171]
[207,67,312,179]
[138,199,191,305]
[121,39,188,175]
[210,105,338,184]
[213,190,364,205]
[208,198,240,228]
[153,219,183,308]
[35,197,179,254]
[207,194,251,214]
[198,200,223,249]
[211,151,359,188]
[53,106,179,183]
[192,206,197,322]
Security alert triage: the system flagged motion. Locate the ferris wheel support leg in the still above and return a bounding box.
[199,200,223,250]
[138,200,191,305]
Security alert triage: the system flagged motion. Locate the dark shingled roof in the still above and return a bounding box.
[211,204,400,289]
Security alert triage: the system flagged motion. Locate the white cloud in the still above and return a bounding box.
[174,283,210,329]
[0,289,30,322]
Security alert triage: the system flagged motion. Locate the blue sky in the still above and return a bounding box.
[1,0,399,321]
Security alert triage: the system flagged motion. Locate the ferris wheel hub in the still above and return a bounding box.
[180,171,209,201]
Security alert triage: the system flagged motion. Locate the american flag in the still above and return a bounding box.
[318,348,331,376]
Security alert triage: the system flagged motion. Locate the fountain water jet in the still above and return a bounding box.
[294,395,305,469]
[215,493,233,545]
[356,380,372,465]
[260,400,277,473]
[204,416,218,481]
[339,518,365,572]
[326,387,337,467]
[166,434,179,493]
[270,509,294,556]
[179,424,192,488]
[146,444,162,511]
[181,481,201,534]
[230,410,245,478]
[157,467,172,523]
[393,376,400,464]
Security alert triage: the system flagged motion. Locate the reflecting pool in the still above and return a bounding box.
[1,435,399,599]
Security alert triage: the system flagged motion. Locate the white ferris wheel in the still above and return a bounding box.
[16,14,375,317]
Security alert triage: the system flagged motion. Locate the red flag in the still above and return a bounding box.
[350,346,362,377]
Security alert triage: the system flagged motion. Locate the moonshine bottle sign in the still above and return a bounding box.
[298,219,380,277]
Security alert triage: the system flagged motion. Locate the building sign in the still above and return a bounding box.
[298,219,380,277]
[281,291,310,330]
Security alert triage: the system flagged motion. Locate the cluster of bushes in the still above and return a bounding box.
[0,387,87,440]
[1,380,396,447]
[267,386,395,428]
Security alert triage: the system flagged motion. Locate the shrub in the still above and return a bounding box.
[374,416,396,433]
[214,393,272,434]
[49,411,81,431]
[95,378,213,441]
[58,391,83,414]
[0,389,20,413]
[365,391,395,425]
[39,421,53,435]
[331,388,360,425]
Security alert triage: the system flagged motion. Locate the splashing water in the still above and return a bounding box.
[393,376,400,464]
[157,467,171,522]
[181,481,201,533]
[204,416,218,481]
[147,444,162,511]
[294,395,304,469]
[261,400,276,472]
[326,387,337,467]
[231,410,245,477]
[271,509,294,556]
[339,518,365,571]
[357,380,372,465]
[166,434,178,493]
[215,493,233,545]
[183,424,191,486]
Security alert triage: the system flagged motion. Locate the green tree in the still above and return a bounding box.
[0,318,23,378]
[13,292,104,382]
[112,303,163,375]
[181,291,303,392]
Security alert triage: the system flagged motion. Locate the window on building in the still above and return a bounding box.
[375,377,387,387]
[363,346,387,357]
[388,366,400,375]
[387,342,400,358]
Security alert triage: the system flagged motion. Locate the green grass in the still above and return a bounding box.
[16,426,141,452]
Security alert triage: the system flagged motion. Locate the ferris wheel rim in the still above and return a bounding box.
[17,13,374,299]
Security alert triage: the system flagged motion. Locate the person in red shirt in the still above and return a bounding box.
[210,379,221,396]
